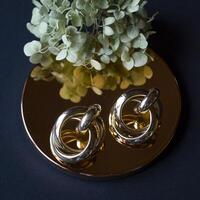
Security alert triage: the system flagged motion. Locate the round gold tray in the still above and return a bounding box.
[21,51,181,178]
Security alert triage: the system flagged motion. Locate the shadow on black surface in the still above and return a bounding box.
[149,20,189,160]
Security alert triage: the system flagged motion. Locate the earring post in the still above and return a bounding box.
[134,88,160,114]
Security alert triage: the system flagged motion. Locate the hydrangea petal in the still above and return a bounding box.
[100,55,110,64]
[29,53,42,64]
[31,8,42,25]
[123,58,134,70]
[39,22,48,35]
[133,33,148,49]
[90,59,103,71]
[24,40,42,56]
[132,52,148,67]
[56,49,67,60]
[127,25,139,39]
[66,50,78,63]
[104,17,115,25]
[114,11,125,20]
[103,26,114,36]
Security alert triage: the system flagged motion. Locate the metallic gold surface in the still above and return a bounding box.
[21,51,181,178]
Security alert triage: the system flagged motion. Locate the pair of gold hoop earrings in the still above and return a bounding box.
[50,88,160,165]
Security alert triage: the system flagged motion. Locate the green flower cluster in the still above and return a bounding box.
[24,0,155,70]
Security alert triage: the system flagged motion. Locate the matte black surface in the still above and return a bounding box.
[0,0,199,199]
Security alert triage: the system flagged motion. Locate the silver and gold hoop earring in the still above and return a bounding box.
[109,88,160,147]
[50,104,105,165]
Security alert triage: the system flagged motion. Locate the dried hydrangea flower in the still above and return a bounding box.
[25,0,156,102]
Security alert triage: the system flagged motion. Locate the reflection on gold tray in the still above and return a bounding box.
[21,51,181,178]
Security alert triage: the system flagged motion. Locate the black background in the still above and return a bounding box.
[0,0,200,199]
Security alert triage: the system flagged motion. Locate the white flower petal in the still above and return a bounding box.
[92,87,103,95]
[127,25,139,40]
[132,52,148,67]
[123,58,134,70]
[114,11,125,20]
[31,8,42,25]
[104,17,115,25]
[120,34,132,43]
[127,0,140,13]
[39,22,48,35]
[62,35,71,47]
[103,26,114,36]
[56,49,67,61]
[131,0,140,7]
[66,50,78,63]
[48,47,60,55]
[133,33,148,49]
[121,48,130,62]
[100,55,110,64]
[90,59,103,71]
[24,40,42,56]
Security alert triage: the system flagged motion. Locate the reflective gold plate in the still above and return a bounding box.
[21,51,181,178]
